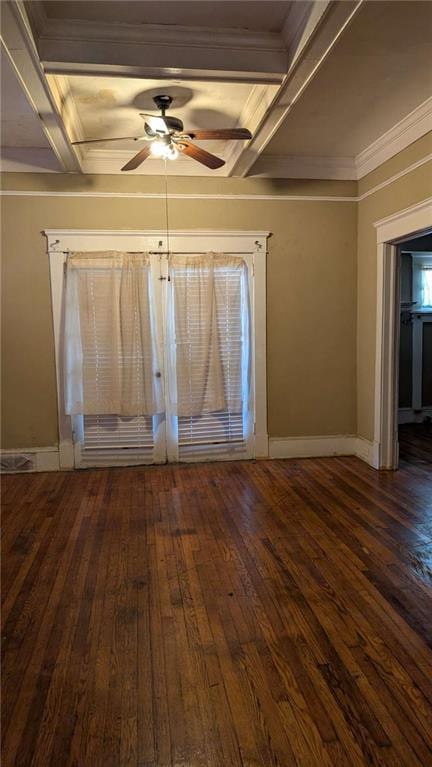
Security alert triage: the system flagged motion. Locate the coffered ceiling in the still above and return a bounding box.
[261,1,432,159]
[51,75,277,176]
[40,1,291,32]
[1,0,431,178]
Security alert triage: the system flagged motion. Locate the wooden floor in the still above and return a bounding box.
[2,456,432,767]
[399,422,432,466]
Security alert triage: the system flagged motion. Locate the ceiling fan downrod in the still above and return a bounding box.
[153,94,173,114]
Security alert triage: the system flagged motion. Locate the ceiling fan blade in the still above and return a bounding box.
[139,114,169,133]
[72,136,140,145]
[184,129,252,141]
[177,140,225,170]
[121,144,153,171]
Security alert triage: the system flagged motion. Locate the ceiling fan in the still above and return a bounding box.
[72,94,252,171]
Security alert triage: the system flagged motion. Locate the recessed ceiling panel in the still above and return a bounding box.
[42,1,290,32]
[263,0,432,158]
[65,75,258,157]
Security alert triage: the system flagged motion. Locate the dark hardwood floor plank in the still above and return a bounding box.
[2,475,99,766]
[2,455,432,766]
[399,423,432,466]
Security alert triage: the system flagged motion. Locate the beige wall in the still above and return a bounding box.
[357,133,432,441]
[3,134,430,453]
[1,175,357,448]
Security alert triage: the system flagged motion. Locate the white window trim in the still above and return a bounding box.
[45,229,269,469]
[373,198,432,470]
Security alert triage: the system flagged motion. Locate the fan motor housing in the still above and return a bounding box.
[144,115,184,136]
[165,115,184,132]
[154,94,172,111]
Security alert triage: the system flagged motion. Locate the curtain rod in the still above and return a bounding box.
[49,250,256,256]
[148,251,254,255]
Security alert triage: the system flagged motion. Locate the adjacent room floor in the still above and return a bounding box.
[2,456,432,767]
[399,422,432,466]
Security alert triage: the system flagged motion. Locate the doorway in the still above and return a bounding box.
[374,198,432,470]
[397,233,432,466]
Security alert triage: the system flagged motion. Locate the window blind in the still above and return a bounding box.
[65,251,253,467]
[80,414,156,467]
[172,258,250,458]
[64,252,163,417]
[421,267,432,307]
[64,252,163,466]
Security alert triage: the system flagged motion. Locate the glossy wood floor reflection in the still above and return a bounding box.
[2,457,432,767]
[399,422,432,466]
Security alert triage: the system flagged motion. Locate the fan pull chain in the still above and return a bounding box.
[164,158,170,258]
[157,159,172,282]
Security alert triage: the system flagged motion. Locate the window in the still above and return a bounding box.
[47,230,268,468]
[421,267,432,308]
[412,254,432,309]
[170,257,253,460]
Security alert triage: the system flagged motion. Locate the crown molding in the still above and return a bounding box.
[355,97,432,179]
[80,150,227,177]
[250,154,357,180]
[5,144,429,199]
[3,148,430,190]
[250,98,432,181]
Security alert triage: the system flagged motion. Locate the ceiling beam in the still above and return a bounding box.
[1,1,81,172]
[227,0,364,177]
[35,17,288,84]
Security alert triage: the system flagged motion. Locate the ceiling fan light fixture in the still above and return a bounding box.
[166,144,179,160]
[89,95,252,171]
[150,139,167,158]
[150,138,179,160]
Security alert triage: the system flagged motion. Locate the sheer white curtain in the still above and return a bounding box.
[169,253,248,417]
[421,267,432,307]
[64,252,163,416]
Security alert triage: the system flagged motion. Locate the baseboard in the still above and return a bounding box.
[354,437,380,469]
[255,433,269,459]
[268,434,379,469]
[0,446,60,473]
[269,435,356,459]
[1,436,380,473]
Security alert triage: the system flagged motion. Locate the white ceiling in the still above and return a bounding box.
[66,75,258,156]
[2,0,432,178]
[58,75,272,175]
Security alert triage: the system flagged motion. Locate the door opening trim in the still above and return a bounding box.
[373,197,432,469]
